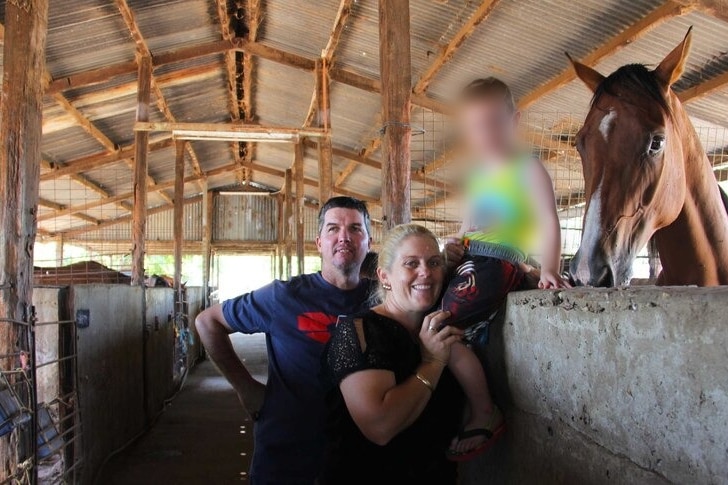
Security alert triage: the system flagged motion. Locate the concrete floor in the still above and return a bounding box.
[98,334,268,485]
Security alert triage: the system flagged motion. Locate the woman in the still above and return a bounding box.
[319,224,465,485]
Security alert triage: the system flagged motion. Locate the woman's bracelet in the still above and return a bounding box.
[415,372,434,392]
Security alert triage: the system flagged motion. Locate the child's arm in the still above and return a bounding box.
[529,161,571,289]
[443,205,471,272]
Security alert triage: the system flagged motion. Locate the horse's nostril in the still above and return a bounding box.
[593,265,613,287]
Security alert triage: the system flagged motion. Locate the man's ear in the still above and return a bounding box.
[567,53,605,93]
[654,27,692,88]
[315,236,322,253]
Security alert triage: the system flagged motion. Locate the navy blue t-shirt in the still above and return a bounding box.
[222,272,371,484]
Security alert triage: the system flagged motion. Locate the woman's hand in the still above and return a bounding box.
[419,310,463,364]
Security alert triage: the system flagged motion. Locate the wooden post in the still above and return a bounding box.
[316,60,334,203]
[294,143,306,275]
[0,0,49,479]
[173,141,185,293]
[284,170,293,279]
[201,180,212,307]
[276,194,285,279]
[56,234,64,266]
[132,55,153,285]
[379,0,412,229]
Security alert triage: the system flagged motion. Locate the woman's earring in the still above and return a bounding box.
[382,283,392,290]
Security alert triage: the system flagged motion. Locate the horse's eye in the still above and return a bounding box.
[648,134,666,157]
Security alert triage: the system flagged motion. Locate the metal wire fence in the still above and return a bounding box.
[0,308,82,485]
[409,108,728,277]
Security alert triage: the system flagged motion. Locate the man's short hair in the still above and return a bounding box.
[317,196,371,235]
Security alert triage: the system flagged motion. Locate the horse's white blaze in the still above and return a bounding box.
[576,184,603,278]
[599,110,617,142]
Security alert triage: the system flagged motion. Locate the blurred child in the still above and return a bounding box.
[443,78,570,461]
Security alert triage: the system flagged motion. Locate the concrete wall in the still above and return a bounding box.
[34,288,63,404]
[462,287,728,485]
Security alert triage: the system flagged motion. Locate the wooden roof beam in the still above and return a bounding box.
[115,0,203,184]
[47,39,233,94]
[678,70,728,102]
[518,1,694,110]
[218,0,246,177]
[413,0,501,94]
[674,0,728,23]
[303,0,355,128]
[40,137,174,181]
[135,122,328,140]
[51,93,118,152]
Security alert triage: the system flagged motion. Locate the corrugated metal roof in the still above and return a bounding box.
[428,0,664,101]
[43,0,137,78]
[5,0,728,240]
[259,0,342,59]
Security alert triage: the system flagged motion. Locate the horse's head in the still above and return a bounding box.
[568,29,693,287]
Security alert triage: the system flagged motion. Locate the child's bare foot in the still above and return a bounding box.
[447,406,505,460]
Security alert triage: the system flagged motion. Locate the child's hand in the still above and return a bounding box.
[443,237,465,269]
[538,269,572,289]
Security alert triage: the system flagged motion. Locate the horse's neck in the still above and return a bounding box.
[655,107,728,286]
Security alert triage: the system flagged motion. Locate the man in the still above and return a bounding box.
[196,196,372,485]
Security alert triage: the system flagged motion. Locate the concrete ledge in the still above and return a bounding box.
[462,287,728,485]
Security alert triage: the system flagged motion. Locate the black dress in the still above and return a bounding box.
[319,310,465,485]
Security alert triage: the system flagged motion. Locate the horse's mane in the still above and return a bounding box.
[591,64,672,116]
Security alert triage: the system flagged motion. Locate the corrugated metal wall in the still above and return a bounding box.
[214,194,279,242]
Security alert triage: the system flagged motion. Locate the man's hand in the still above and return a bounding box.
[443,237,465,271]
[236,379,267,420]
[538,269,572,289]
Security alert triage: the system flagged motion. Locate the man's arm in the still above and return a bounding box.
[196,304,266,418]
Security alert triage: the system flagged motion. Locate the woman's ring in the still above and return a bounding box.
[428,325,436,332]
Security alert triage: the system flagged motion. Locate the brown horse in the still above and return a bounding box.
[568,29,728,287]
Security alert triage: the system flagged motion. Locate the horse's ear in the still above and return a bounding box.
[566,53,605,93]
[655,27,693,87]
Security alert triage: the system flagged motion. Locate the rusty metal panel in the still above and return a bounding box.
[213,194,279,242]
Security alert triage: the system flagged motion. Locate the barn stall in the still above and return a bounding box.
[0,0,726,483]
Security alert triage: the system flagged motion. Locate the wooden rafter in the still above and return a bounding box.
[114,0,203,183]
[47,39,234,94]
[413,0,501,94]
[678,70,728,102]
[243,0,261,126]
[45,37,450,115]
[675,0,728,23]
[303,0,355,128]
[51,92,117,152]
[518,1,694,109]
[40,138,174,181]
[218,0,246,178]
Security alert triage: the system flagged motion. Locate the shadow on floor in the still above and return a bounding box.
[98,334,268,485]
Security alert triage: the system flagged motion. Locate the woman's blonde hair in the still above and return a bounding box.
[374,224,441,303]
